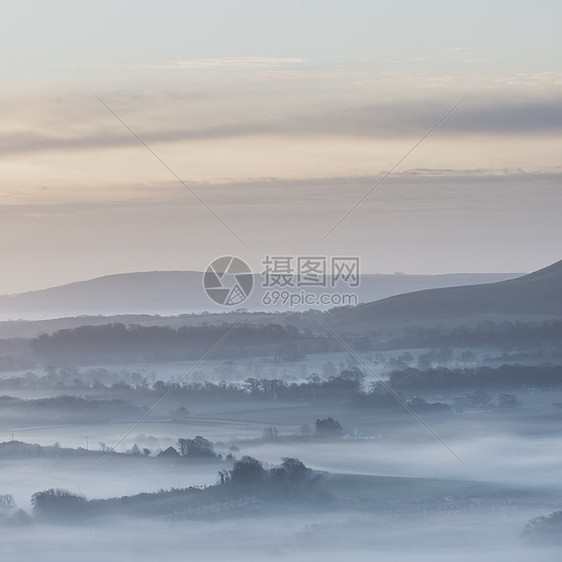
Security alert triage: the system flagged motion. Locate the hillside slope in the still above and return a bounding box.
[328,259,562,329]
[0,270,522,320]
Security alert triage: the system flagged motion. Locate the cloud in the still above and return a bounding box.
[447,47,476,52]
[102,57,305,70]
[1,96,561,158]
[3,168,561,212]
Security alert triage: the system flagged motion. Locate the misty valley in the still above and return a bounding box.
[4,0,562,558]
[1,261,562,560]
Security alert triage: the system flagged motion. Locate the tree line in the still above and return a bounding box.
[30,322,333,363]
[387,363,562,392]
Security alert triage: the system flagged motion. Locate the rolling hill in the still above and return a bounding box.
[328,259,562,329]
[0,270,522,321]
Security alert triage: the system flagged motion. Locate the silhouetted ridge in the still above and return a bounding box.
[329,259,562,327]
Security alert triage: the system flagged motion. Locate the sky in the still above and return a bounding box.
[1,0,561,293]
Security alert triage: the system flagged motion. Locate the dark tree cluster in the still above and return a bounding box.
[387,364,562,393]
[315,417,344,436]
[219,456,318,496]
[378,319,562,351]
[0,394,146,421]
[31,489,87,520]
[30,322,327,364]
[148,368,365,403]
[176,436,218,459]
[24,457,320,522]
[0,367,453,417]
[524,511,562,542]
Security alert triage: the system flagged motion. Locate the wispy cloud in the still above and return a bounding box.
[4,169,561,210]
[2,97,561,157]
[447,47,477,52]
[101,57,305,70]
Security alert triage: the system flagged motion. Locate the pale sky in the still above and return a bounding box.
[1,0,561,293]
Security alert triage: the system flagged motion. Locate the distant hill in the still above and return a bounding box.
[328,259,562,330]
[0,270,523,321]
